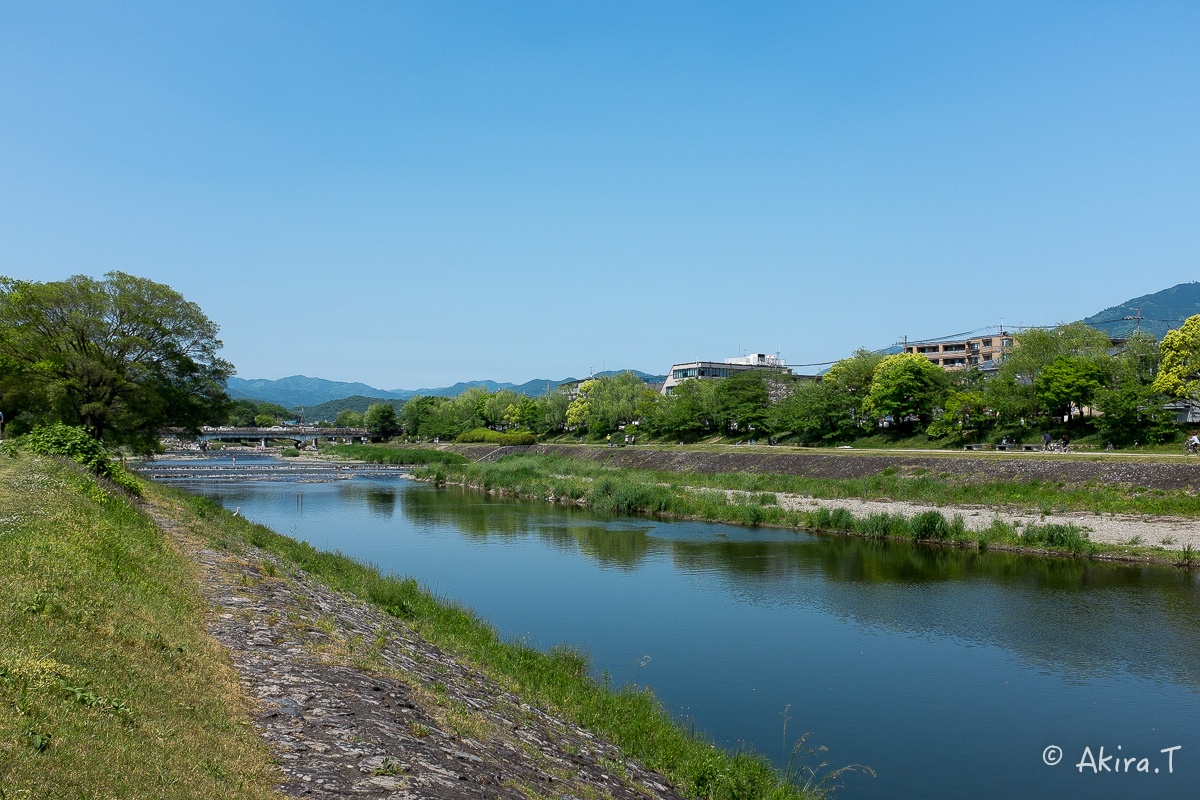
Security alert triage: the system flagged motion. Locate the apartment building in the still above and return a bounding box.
[903,333,1014,371]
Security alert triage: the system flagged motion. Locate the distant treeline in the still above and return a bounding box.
[392,320,1200,446]
[224,318,1200,447]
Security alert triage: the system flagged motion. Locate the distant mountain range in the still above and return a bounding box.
[1082,281,1200,340]
[227,371,665,411]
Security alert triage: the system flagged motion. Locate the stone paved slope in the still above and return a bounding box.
[149,506,684,800]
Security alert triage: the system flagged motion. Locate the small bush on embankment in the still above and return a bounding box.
[151,480,821,800]
[328,443,468,465]
[456,428,537,446]
[18,422,142,496]
[0,453,276,798]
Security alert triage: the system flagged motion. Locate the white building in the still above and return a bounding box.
[661,353,789,394]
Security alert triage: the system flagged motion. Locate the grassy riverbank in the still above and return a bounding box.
[0,453,277,798]
[3,450,829,799]
[408,453,1199,563]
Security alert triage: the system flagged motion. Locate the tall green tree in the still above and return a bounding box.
[767,379,855,442]
[566,372,651,436]
[986,323,1115,425]
[925,389,986,440]
[480,390,524,428]
[823,348,884,427]
[646,378,721,439]
[861,353,949,429]
[1001,322,1113,383]
[1096,334,1175,445]
[535,388,572,434]
[424,387,487,439]
[715,370,771,434]
[1094,382,1176,445]
[0,272,232,452]
[363,403,401,440]
[502,397,542,430]
[399,395,445,437]
[1032,356,1108,419]
[335,409,364,427]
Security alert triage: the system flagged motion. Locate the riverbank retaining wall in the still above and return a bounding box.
[439,444,1200,491]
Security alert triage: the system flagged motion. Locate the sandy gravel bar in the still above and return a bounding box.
[764,492,1200,551]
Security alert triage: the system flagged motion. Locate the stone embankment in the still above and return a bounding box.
[149,507,684,800]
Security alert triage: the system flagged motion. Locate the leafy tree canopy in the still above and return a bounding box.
[767,379,854,443]
[335,409,364,427]
[715,370,771,433]
[862,353,949,426]
[1095,382,1177,446]
[1032,356,1108,416]
[1153,314,1200,399]
[399,395,446,437]
[925,389,987,440]
[646,378,721,439]
[1002,322,1112,382]
[363,403,401,440]
[566,372,651,436]
[0,272,232,452]
[823,349,884,403]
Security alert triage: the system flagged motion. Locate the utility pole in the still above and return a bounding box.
[1121,306,1142,335]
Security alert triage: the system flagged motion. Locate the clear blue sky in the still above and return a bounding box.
[3,2,1197,389]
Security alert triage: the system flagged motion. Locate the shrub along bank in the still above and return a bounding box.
[456,428,538,446]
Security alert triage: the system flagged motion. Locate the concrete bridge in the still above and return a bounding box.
[191,426,372,449]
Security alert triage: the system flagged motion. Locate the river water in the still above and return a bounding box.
[159,453,1200,799]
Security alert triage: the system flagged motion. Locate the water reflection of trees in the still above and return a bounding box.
[400,485,657,569]
[333,484,398,518]
[400,484,1200,687]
